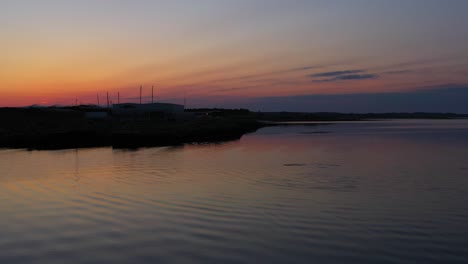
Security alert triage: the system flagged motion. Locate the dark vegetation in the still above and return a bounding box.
[0,107,466,150]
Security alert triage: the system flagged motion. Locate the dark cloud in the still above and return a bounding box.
[338,74,377,80]
[329,74,378,81]
[309,70,364,78]
[308,69,379,82]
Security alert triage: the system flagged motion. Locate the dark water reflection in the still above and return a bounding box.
[1,120,468,263]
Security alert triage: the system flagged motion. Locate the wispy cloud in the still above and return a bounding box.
[309,69,378,82]
[382,69,414,75]
[309,70,364,78]
[332,74,378,81]
[288,65,333,72]
[214,86,252,92]
[191,60,356,86]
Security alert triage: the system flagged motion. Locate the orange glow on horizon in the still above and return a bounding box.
[1,1,468,108]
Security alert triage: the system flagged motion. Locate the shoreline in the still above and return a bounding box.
[1,107,467,150]
[0,119,266,150]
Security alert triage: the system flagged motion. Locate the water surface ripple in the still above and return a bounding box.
[1,120,468,263]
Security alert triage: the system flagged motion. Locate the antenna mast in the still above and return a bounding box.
[140,85,142,104]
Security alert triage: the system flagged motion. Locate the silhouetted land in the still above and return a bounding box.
[252,111,468,121]
[0,107,263,150]
[188,108,468,120]
[0,107,467,150]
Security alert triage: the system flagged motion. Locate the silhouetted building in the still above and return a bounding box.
[112,103,184,119]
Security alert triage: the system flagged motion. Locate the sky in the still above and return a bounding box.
[2,0,468,112]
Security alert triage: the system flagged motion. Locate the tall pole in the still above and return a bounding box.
[118,92,120,104]
[97,94,100,106]
[152,85,154,104]
[140,85,142,104]
[106,91,109,109]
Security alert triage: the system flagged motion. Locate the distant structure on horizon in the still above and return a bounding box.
[79,85,188,120]
[112,102,185,119]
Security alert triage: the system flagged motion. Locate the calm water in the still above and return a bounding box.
[1,120,468,264]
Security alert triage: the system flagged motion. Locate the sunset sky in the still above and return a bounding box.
[2,0,468,112]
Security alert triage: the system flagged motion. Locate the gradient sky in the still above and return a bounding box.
[2,0,468,112]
